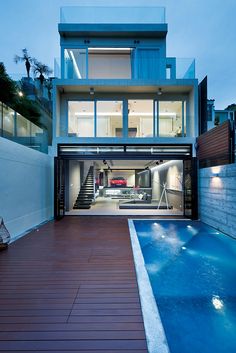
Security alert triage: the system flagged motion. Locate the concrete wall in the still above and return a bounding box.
[151,160,183,211]
[199,163,236,237]
[0,137,53,242]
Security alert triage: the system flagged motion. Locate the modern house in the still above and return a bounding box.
[52,5,199,219]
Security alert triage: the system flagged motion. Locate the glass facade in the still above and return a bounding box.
[62,47,195,80]
[67,99,187,139]
[64,49,87,79]
[159,101,184,137]
[2,104,15,136]
[128,100,153,137]
[0,102,46,153]
[16,113,31,137]
[68,101,95,137]
[96,101,123,137]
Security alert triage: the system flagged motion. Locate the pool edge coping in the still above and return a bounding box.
[128,219,171,353]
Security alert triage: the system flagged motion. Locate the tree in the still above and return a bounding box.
[44,79,53,100]
[225,104,236,111]
[33,60,52,85]
[0,62,17,104]
[14,48,33,78]
[0,62,42,127]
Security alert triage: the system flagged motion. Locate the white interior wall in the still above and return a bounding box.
[69,160,81,210]
[140,117,153,137]
[0,137,53,242]
[89,54,131,79]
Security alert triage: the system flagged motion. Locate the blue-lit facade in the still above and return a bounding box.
[52,6,199,219]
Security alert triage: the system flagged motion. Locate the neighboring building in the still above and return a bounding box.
[207,99,235,131]
[53,5,199,219]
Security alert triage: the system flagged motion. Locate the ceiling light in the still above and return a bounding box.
[158,88,163,96]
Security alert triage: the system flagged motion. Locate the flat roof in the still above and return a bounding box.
[58,23,168,38]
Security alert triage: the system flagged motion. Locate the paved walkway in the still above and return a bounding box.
[0,216,148,352]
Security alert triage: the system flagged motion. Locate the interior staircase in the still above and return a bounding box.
[73,166,94,209]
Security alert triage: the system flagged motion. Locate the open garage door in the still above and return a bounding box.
[54,157,65,220]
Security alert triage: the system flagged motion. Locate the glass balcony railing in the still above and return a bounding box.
[57,51,195,80]
[176,58,195,79]
[54,58,61,78]
[60,6,166,24]
[0,101,48,154]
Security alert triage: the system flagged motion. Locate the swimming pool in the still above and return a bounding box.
[129,220,236,353]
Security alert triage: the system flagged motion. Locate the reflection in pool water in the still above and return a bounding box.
[133,220,236,353]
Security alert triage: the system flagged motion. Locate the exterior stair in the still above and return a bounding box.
[73,166,94,209]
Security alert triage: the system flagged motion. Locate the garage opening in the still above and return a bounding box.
[64,159,185,216]
[55,144,197,219]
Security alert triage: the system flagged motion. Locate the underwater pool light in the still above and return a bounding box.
[212,295,224,310]
[181,246,187,250]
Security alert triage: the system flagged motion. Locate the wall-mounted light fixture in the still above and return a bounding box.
[90,87,94,95]
[211,166,221,177]
[157,88,163,96]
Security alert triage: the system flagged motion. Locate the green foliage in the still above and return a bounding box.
[225,104,236,111]
[0,62,43,127]
[13,98,41,123]
[0,62,17,104]
[33,60,53,84]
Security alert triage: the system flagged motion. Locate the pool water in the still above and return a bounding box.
[133,220,236,353]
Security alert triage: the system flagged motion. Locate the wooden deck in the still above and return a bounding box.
[0,216,149,352]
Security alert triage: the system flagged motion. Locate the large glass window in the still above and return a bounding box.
[64,49,86,79]
[159,101,184,137]
[68,101,94,137]
[88,48,133,79]
[31,123,43,136]
[96,101,123,137]
[3,104,14,136]
[16,113,31,136]
[128,100,153,138]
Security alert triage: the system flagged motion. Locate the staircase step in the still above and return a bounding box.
[73,205,91,209]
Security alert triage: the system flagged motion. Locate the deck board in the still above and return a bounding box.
[0,216,149,352]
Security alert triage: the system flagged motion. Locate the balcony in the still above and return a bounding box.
[60,5,166,24]
[55,50,195,80]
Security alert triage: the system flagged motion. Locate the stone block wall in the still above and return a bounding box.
[199,163,236,237]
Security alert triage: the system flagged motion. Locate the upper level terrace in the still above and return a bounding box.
[57,6,195,81]
[60,5,166,25]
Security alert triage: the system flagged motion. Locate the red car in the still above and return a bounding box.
[110,177,127,187]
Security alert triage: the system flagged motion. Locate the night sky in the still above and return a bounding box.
[0,0,235,109]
